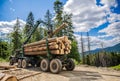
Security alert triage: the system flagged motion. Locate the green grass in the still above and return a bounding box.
[111,64,120,70]
[0,57,9,62]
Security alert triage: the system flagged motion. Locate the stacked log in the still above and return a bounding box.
[24,36,71,55]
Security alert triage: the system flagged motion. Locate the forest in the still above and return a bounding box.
[0,0,120,68]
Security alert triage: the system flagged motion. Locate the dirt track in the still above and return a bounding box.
[0,63,120,81]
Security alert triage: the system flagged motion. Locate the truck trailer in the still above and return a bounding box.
[9,20,75,74]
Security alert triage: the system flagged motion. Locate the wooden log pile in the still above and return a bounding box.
[24,36,71,55]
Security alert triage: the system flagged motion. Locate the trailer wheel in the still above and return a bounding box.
[17,59,22,68]
[56,59,62,71]
[9,58,14,65]
[50,59,62,74]
[65,58,75,71]
[22,59,27,68]
[40,59,49,72]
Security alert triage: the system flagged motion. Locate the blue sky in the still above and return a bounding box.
[0,0,120,51]
[0,0,66,21]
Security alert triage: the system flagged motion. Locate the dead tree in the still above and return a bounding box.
[80,33,85,64]
[87,32,90,54]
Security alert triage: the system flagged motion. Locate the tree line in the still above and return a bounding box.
[84,52,120,67]
[80,32,120,67]
[0,0,80,62]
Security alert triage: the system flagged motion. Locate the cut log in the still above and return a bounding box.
[0,73,5,80]
[58,36,68,42]
[24,37,59,47]
[1,74,18,81]
[24,44,60,52]
[25,50,60,55]
[24,42,57,49]
[18,72,41,80]
[59,49,64,54]
[48,23,68,38]
[24,36,71,55]
[0,65,16,70]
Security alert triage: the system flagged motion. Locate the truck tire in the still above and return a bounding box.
[50,59,62,74]
[56,59,62,71]
[65,58,75,71]
[9,58,14,65]
[22,59,27,68]
[40,59,49,72]
[18,59,22,68]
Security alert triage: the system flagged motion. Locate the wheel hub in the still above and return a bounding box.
[52,63,57,70]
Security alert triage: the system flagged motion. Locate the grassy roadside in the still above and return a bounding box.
[0,58,9,62]
[111,64,120,71]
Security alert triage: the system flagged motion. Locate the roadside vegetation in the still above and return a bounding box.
[84,52,120,67]
[111,64,120,70]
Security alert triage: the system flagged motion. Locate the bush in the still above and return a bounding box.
[111,64,120,70]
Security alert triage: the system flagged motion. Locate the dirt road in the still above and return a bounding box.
[0,63,120,81]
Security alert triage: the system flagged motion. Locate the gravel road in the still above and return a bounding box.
[0,63,120,81]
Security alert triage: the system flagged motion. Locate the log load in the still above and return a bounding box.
[24,36,71,55]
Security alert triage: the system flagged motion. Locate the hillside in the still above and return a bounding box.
[88,43,120,54]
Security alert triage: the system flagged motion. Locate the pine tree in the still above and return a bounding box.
[62,13,74,40]
[23,12,42,42]
[68,40,80,62]
[44,10,53,32]
[54,0,63,36]
[24,12,34,36]
[0,41,9,58]
[11,18,22,52]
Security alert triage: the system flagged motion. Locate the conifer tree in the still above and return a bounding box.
[11,18,21,52]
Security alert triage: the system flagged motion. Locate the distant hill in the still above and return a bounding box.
[87,43,120,54]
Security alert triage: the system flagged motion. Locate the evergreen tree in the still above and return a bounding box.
[44,10,53,32]
[54,0,63,36]
[11,18,22,52]
[0,41,9,59]
[68,40,80,62]
[62,13,74,40]
[24,12,34,36]
[24,12,34,42]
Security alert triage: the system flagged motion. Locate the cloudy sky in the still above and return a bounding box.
[0,0,120,52]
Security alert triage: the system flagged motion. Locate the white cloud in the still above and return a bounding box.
[64,0,108,32]
[64,0,119,32]
[99,22,120,37]
[74,34,120,53]
[0,19,25,34]
[64,0,120,52]
[100,0,117,8]
[107,13,120,23]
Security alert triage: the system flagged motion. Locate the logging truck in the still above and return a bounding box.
[9,20,75,74]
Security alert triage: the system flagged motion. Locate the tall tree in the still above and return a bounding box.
[87,32,90,54]
[11,18,22,52]
[0,41,10,59]
[62,13,74,40]
[68,40,80,62]
[44,10,53,32]
[24,12,34,40]
[54,0,63,36]
[81,33,85,64]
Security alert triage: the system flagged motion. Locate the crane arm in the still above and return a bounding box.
[48,23,68,38]
[23,20,42,44]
